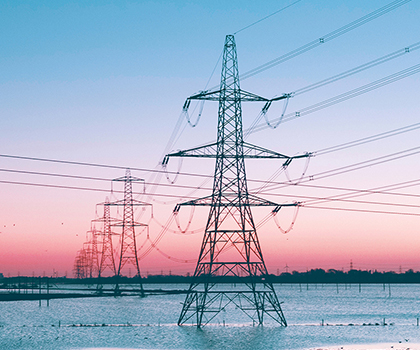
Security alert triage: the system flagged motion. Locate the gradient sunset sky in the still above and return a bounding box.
[1,0,420,276]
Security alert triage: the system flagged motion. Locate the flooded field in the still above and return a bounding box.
[1,283,420,350]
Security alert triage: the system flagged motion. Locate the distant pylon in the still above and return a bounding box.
[82,242,93,278]
[164,34,309,327]
[85,226,101,278]
[108,169,150,294]
[96,197,117,277]
[73,249,88,278]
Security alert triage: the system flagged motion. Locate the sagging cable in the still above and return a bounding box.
[285,155,311,185]
[162,156,183,184]
[152,215,203,235]
[174,206,196,234]
[263,95,291,129]
[273,204,301,234]
[183,96,206,128]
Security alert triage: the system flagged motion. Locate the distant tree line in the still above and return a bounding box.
[2,268,420,284]
[270,268,420,284]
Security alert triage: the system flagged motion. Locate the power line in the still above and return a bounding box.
[246,62,420,135]
[242,41,420,136]
[238,0,412,82]
[2,145,420,198]
[0,180,198,201]
[0,153,211,179]
[255,190,420,210]
[234,0,302,35]
[3,58,420,186]
[254,146,420,193]
[257,177,420,212]
[167,4,418,177]
[0,168,111,182]
[308,146,420,181]
[163,49,224,158]
[293,40,420,96]
[7,110,418,184]
[3,121,420,187]
[0,167,213,192]
[303,204,420,217]
[303,178,420,206]
[4,168,420,215]
[3,165,420,208]
[314,122,420,156]
[284,180,420,200]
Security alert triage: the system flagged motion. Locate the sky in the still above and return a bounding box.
[1,0,420,276]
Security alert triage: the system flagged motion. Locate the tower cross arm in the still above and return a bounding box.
[173,195,214,211]
[247,194,301,213]
[106,199,152,207]
[242,142,290,159]
[173,193,300,212]
[185,89,290,103]
[111,219,148,227]
[162,142,218,165]
[163,142,311,165]
[242,142,311,166]
[112,175,144,182]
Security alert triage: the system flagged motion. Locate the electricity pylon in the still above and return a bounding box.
[96,197,117,277]
[73,249,88,278]
[164,34,309,327]
[86,226,101,278]
[108,169,150,295]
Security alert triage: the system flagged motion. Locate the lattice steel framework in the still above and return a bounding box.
[97,197,117,277]
[108,169,150,294]
[73,249,88,278]
[86,227,101,278]
[164,35,309,327]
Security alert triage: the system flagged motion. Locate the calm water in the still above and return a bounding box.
[1,283,420,350]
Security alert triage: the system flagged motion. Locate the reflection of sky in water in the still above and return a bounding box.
[1,284,420,349]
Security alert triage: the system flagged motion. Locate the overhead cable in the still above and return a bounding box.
[0,168,213,192]
[303,178,420,206]
[315,121,420,156]
[238,0,412,82]
[0,180,198,201]
[234,0,302,35]
[0,153,211,179]
[255,146,420,192]
[254,189,420,210]
[303,204,420,217]
[2,145,420,195]
[284,180,420,199]
[246,62,420,135]
[293,40,420,96]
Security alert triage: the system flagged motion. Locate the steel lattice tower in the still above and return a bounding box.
[97,197,117,277]
[87,226,101,278]
[82,242,94,278]
[164,35,308,327]
[108,169,149,294]
[73,249,88,278]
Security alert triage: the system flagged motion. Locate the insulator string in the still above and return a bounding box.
[263,96,290,129]
[174,206,196,233]
[184,100,205,127]
[273,205,300,234]
[284,156,311,185]
[152,216,203,235]
[163,157,183,184]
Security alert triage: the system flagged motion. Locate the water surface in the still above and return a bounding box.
[1,283,419,349]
